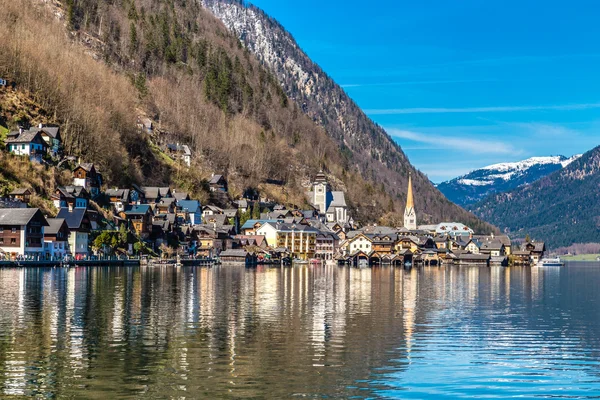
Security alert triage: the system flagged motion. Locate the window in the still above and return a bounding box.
[11,238,16,244]
[0,238,3,244]
[11,228,16,233]
[0,227,3,233]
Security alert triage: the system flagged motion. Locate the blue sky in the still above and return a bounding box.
[249,0,600,182]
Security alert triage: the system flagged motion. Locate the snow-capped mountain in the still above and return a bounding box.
[437,155,582,206]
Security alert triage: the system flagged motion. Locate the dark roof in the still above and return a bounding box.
[173,191,190,201]
[458,253,490,261]
[5,130,46,145]
[142,187,171,199]
[124,204,152,215]
[0,208,48,226]
[480,240,504,251]
[158,197,177,206]
[56,208,87,229]
[204,213,228,227]
[38,126,60,139]
[220,249,248,257]
[45,218,67,235]
[55,186,89,199]
[75,163,95,172]
[209,174,226,184]
[105,188,130,201]
[9,188,31,196]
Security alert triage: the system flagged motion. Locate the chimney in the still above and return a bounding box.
[39,123,43,129]
[19,128,24,134]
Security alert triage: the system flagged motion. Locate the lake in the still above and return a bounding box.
[0,263,599,399]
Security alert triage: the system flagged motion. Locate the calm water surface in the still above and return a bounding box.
[0,263,599,399]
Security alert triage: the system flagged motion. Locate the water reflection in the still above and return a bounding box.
[0,264,599,398]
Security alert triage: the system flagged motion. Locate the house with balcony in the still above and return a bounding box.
[122,204,154,238]
[0,208,49,258]
[8,188,32,203]
[73,163,102,197]
[5,129,48,162]
[105,188,131,213]
[52,186,90,210]
[57,208,92,258]
[44,218,70,259]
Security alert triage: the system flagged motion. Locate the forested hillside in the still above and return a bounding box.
[200,0,493,229]
[0,0,494,232]
[471,146,600,248]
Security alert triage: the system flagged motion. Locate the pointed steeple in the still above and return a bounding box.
[406,172,414,210]
[404,172,417,230]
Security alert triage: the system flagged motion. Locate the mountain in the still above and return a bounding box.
[199,0,494,231]
[438,155,582,206]
[0,0,494,232]
[470,146,600,249]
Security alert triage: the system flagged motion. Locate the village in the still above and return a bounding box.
[0,123,547,267]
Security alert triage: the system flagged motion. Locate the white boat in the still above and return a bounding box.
[538,257,564,267]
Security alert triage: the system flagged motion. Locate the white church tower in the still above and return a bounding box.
[312,170,328,213]
[404,173,417,230]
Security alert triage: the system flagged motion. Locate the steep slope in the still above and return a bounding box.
[438,155,581,206]
[470,146,600,249]
[0,0,494,231]
[200,0,494,231]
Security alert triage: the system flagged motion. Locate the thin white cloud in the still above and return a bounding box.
[509,122,578,138]
[366,103,600,115]
[388,128,516,154]
[341,79,495,88]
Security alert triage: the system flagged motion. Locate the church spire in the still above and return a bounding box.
[404,172,417,230]
[406,172,414,210]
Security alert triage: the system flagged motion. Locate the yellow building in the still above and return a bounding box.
[257,222,317,260]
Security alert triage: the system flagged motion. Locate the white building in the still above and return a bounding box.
[0,208,48,258]
[307,171,348,224]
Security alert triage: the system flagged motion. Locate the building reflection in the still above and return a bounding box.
[0,264,599,397]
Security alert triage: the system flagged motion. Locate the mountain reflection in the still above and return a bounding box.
[0,264,599,398]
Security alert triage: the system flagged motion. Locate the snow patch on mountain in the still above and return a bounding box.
[438,154,581,206]
[482,156,567,173]
[457,179,494,186]
[561,154,582,168]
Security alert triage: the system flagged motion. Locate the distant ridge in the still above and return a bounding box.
[438,155,582,206]
[469,147,600,249]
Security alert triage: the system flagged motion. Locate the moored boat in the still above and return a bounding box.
[538,257,564,267]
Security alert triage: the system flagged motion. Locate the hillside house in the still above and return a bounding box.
[8,188,32,203]
[202,205,223,219]
[105,188,131,213]
[43,218,70,259]
[52,186,90,210]
[177,200,202,225]
[73,163,102,197]
[123,204,154,238]
[209,175,228,192]
[142,187,171,204]
[0,208,48,258]
[57,208,92,258]
[166,143,192,167]
[173,191,190,201]
[156,197,176,214]
[6,129,48,162]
